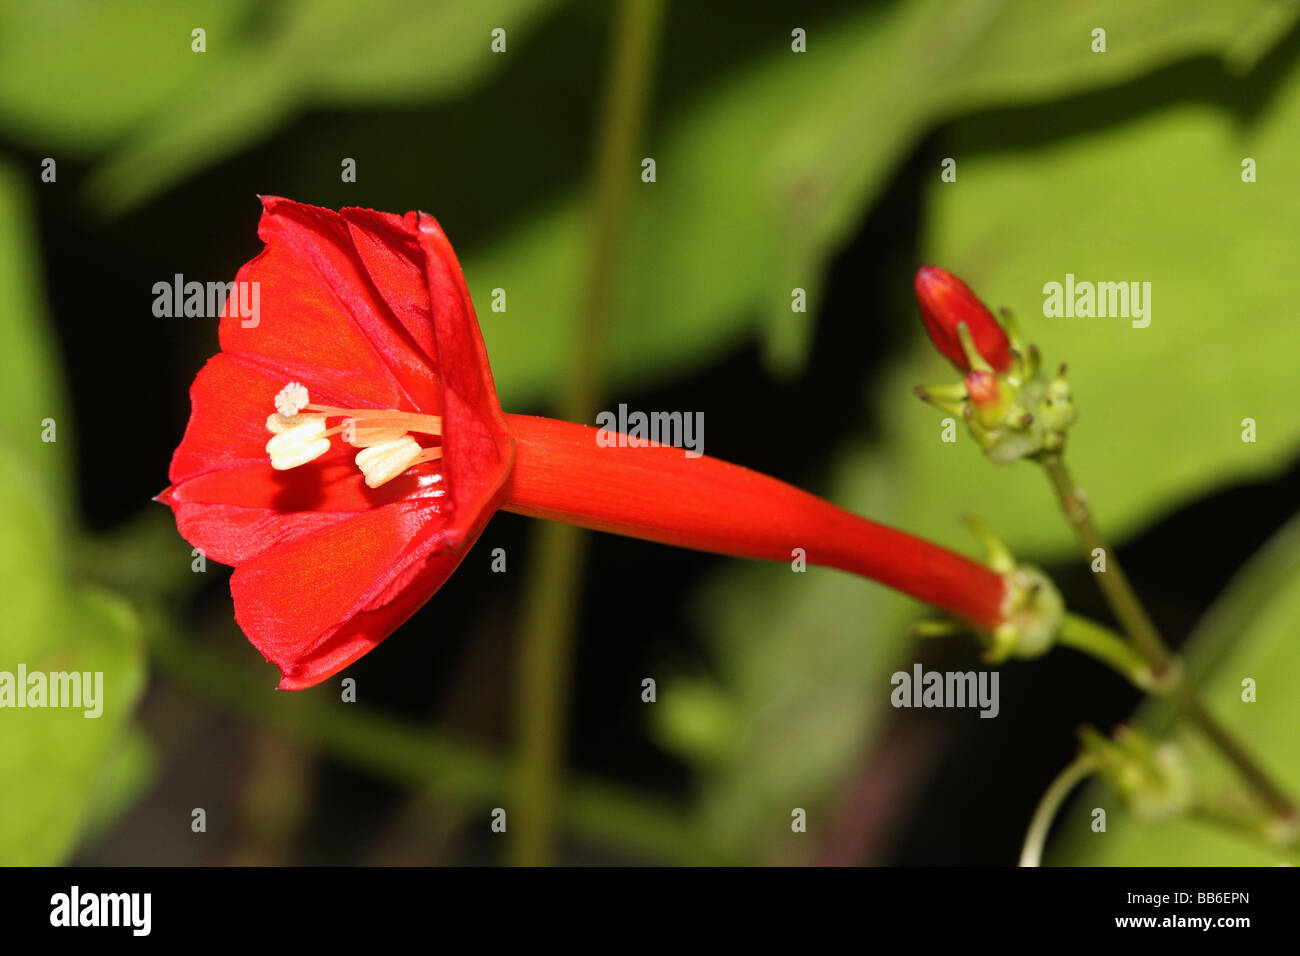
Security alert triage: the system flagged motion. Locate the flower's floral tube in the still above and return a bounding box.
[501,413,1006,631]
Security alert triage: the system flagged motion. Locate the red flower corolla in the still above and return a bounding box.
[914,265,1014,373]
[162,198,1008,689]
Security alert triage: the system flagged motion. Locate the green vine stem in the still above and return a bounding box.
[510,0,666,867]
[1020,756,1097,867]
[1039,453,1296,823]
[1165,681,1296,822]
[1040,454,1168,672]
[143,614,711,864]
[1057,613,1152,688]
[1033,613,1298,856]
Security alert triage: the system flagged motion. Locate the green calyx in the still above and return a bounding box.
[915,312,1076,464]
[911,517,1067,662]
[1079,725,1193,823]
[990,564,1064,661]
[965,516,1064,662]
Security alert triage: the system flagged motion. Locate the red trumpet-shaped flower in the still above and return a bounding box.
[162,198,1015,690]
[914,265,1014,373]
[160,197,513,689]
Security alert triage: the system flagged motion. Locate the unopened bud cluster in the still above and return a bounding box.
[913,266,1076,464]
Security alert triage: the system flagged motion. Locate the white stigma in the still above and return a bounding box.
[354,436,423,489]
[274,381,310,417]
[266,417,330,470]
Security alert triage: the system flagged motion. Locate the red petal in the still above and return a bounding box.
[164,462,448,566]
[219,197,440,414]
[271,530,483,690]
[341,208,440,368]
[229,502,481,689]
[414,212,515,535]
[168,353,278,483]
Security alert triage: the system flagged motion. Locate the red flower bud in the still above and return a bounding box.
[914,266,1014,373]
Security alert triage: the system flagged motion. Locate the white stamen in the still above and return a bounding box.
[266,418,330,470]
[343,420,411,448]
[274,381,310,417]
[354,436,423,488]
[266,412,323,434]
[264,385,444,480]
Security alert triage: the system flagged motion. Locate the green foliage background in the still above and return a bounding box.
[0,0,1296,865]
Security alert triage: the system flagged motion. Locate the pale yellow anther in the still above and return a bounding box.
[266,412,323,434]
[354,436,422,488]
[266,418,330,470]
[274,382,310,417]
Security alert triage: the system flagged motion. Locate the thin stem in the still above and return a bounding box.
[1168,683,1297,821]
[1189,801,1273,842]
[144,616,712,864]
[1055,616,1294,823]
[1058,613,1298,835]
[510,0,666,867]
[1020,756,1097,867]
[1057,613,1152,689]
[1040,453,1296,822]
[511,521,585,867]
[1040,455,1168,673]
[1195,807,1300,861]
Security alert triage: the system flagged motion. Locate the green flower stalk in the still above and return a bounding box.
[912,264,1297,833]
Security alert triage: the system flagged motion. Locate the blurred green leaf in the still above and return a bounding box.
[0,162,148,863]
[0,162,71,504]
[760,0,1297,370]
[649,676,738,768]
[0,441,146,865]
[82,0,559,214]
[75,508,204,605]
[306,0,555,103]
[468,13,878,408]
[467,4,910,405]
[896,50,1300,559]
[80,728,156,848]
[0,0,254,151]
[1053,510,1300,864]
[473,0,1296,408]
[13,0,1288,408]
